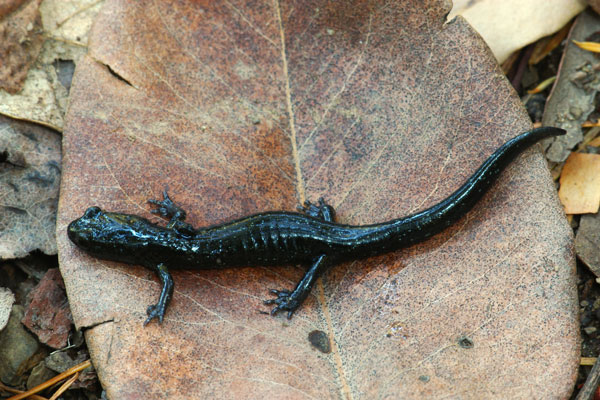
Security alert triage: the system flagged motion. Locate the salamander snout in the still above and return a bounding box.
[67,207,104,248]
[83,206,102,219]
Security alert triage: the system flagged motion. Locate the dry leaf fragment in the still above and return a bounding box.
[0,287,15,331]
[575,212,600,276]
[529,22,571,65]
[449,0,585,62]
[543,10,600,162]
[0,0,44,94]
[0,115,61,258]
[573,40,600,52]
[0,0,100,130]
[558,152,600,214]
[589,136,600,147]
[21,268,73,349]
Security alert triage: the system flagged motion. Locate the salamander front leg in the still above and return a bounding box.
[265,254,329,319]
[144,263,174,325]
[148,189,195,233]
[298,197,336,222]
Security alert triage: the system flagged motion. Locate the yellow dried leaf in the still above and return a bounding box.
[558,152,600,214]
[573,40,600,53]
[527,76,556,94]
[582,121,600,128]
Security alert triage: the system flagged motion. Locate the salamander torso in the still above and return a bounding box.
[67,127,565,325]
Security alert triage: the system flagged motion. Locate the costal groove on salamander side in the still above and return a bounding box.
[180,126,565,265]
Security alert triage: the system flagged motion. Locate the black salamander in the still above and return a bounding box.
[67,127,565,325]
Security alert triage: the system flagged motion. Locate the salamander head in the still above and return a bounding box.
[68,206,158,260]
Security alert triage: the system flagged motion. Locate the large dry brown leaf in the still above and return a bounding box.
[57,0,577,398]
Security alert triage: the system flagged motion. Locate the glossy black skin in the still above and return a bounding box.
[67,127,565,325]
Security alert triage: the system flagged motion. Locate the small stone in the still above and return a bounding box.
[45,350,77,373]
[21,268,73,349]
[45,351,97,389]
[0,305,41,385]
[584,326,597,335]
[46,350,89,373]
[27,361,55,389]
[581,300,590,307]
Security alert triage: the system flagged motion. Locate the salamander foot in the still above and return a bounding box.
[298,197,335,222]
[144,303,166,325]
[264,289,301,319]
[148,189,187,222]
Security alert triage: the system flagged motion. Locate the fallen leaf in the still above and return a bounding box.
[573,39,600,52]
[543,10,600,162]
[529,22,571,65]
[0,0,44,94]
[22,268,73,349]
[558,152,600,214]
[0,287,15,331]
[40,0,103,46]
[590,136,600,147]
[449,0,585,62]
[575,212,600,277]
[0,0,100,130]
[57,0,577,398]
[589,0,600,14]
[0,114,61,258]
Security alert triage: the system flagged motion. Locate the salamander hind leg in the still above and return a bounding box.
[298,197,336,222]
[264,254,329,319]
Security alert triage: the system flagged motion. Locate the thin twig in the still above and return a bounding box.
[6,359,92,400]
[0,382,48,400]
[576,356,600,400]
[49,372,79,400]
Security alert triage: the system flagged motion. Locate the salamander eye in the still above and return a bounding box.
[84,206,102,219]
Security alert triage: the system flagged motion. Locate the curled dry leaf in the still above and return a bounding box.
[58,0,577,398]
[0,115,61,258]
